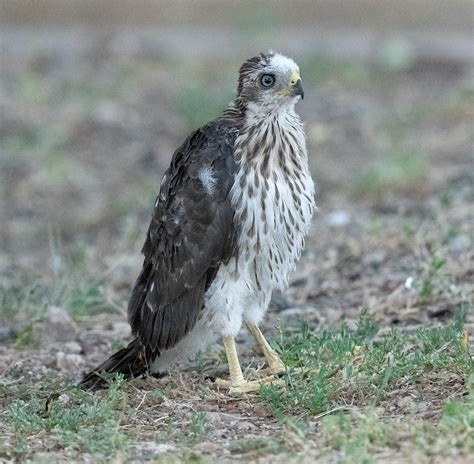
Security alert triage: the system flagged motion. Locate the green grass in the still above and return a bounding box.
[354,146,428,196]
[301,54,371,87]
[15,71,50,106]
[175,80,232,130]
[1,309,471,462]
[229,437,284,455]
[261,309,471,418]
[0,244,120,350]
[0,230,470,461]
[0,268,112,327]
[419,254,448,301]
[4,374,131,461]
[317,390,474,463]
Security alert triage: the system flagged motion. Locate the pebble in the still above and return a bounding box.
[56,352,84,371]
[325,210,351,227]
[130,442,176,461]
[206,411,240,426]
[0,326,15,344]
[280,307,306,319]
[196,442,222,454]
[362,250,387,267]
[448,234,471,253]
[63,341,83,354]
[44,306,78,342]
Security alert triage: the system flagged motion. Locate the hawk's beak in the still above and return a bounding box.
[290,71,304,99]
[292,79,304,99]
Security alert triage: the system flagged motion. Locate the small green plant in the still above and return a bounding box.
[16,71,49,105]
[301,54,371,87]
[0,246,117,334]
[111,338,125,352]
[321,411,393,463]
[176,84,231,130]
[188,411,211,444]
[419,254,447,300]
[355,147,428,196]
[155,410,212,448]
[11,324,36,349]
[229,437,283,455]
[6,374,131,459]
[317,378,474,462]
[261,309,470,418]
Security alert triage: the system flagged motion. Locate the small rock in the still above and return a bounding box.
[148,443,175,454]
[63,341,83,354]
[270,291,293,311]
[308,123,330,145]
[238,420,257,430]
[0,326,15,344]
[416,401,428,412]
[206,411,241,426]
[107,321,131,337]
[131,442,176,461]
[362,250,387,268]
[280,307,306,319]
[194,442,221,454]
[325,210,351,227]
[345,319,358,331]
[448,234,471,253]
[56,352,84,371]
[44,306,78,342]
[397,395,413,410]
[58,393,73,405]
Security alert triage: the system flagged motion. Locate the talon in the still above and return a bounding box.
[214,378,232,390]
[214,376,284,395]
[266,360,286,376]
[217,332,286,396]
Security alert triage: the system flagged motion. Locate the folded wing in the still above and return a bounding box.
[128,121,238,356]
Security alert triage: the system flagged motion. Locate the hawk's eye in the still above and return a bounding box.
[260,74,276,88]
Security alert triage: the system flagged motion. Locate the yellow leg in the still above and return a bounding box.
[246,323,285,374]
[223,335,245,387]
[214,335,283,395]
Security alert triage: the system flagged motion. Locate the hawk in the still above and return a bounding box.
[81,52,315,393]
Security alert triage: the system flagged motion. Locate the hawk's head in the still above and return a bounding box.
[237,52,304,110]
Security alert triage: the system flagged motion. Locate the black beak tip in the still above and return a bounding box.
[294,79,304,100]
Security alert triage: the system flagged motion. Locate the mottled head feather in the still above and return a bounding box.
[222,52,302,127]
[237,52,273,96]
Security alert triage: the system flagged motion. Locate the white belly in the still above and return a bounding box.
[202,162,315,337]
[152,108,316,372]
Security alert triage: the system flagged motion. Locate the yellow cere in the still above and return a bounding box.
[290,71,301,85]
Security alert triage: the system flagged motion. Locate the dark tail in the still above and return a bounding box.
[79,338,157,389]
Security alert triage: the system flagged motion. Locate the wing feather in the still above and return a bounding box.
[128,121,237,354]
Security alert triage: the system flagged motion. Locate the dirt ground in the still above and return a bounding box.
[0,4,473,463]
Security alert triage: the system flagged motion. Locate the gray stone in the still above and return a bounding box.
[44,306,78,343]
[325,210,351,227]
[56,352,84,371]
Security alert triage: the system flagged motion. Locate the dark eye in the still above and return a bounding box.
[260,73,276,88]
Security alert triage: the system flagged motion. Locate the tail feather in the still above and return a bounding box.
[79,338,158,389]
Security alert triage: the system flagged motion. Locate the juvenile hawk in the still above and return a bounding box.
[81,52,315,393]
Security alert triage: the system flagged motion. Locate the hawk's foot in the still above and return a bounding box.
[214,375,283,395]
[218,334,284,396]
[246,323,286,376]
[261,356,286,376]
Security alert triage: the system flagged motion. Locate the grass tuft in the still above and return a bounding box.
[261,310,471,417]
[5,374,131,460]
[355,147,428,196]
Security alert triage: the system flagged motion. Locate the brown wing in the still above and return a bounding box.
[127,121,237,356]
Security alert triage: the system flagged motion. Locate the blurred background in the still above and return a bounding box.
[0,1,472,330]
